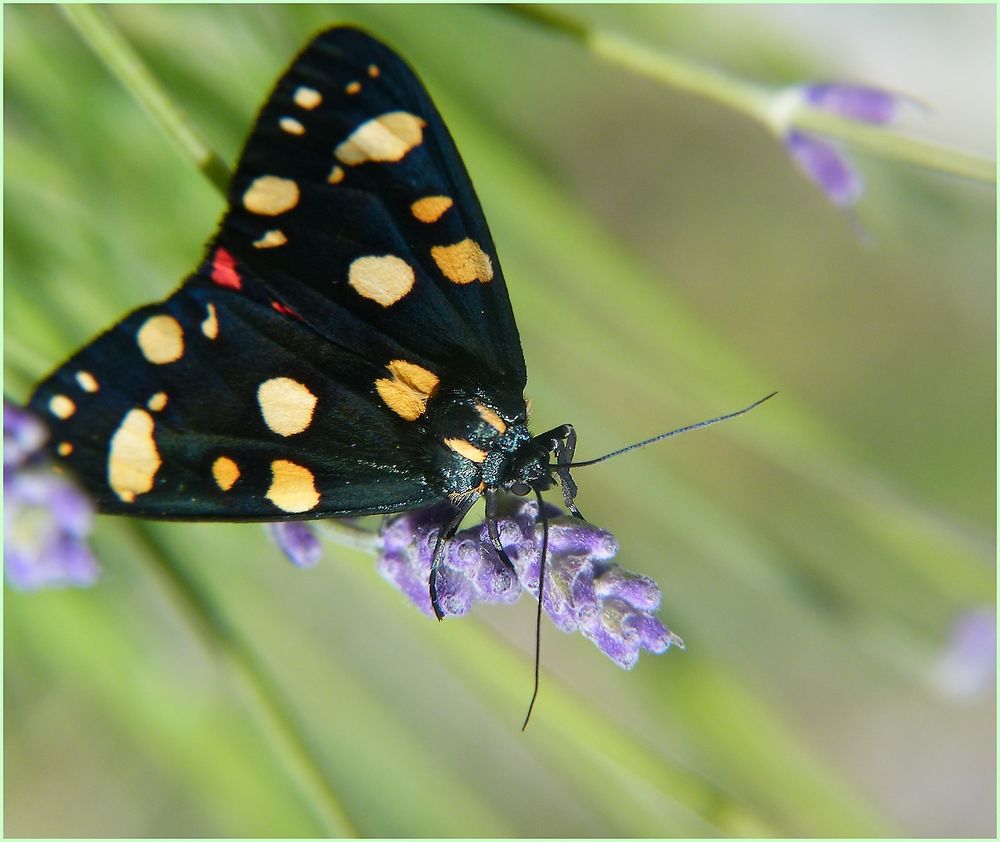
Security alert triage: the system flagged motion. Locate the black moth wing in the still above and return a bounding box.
[29,26,526,520]
[30,276,441,520]
[219,27,527,400]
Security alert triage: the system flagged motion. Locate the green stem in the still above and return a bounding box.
[588,29,772,122]
[132,524,361,837]
[59,4,230,194]
[788,108,995,182]
[314,520,382,554]
[506,6,996,185]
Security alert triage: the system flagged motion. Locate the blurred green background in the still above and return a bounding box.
[4,4,995,837]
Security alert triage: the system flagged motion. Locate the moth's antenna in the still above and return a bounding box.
[565,392,777,469]
[521,487,549,731]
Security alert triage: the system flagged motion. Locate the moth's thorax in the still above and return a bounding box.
[426,391,546,497]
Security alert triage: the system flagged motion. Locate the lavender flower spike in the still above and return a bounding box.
[4,399,100,590]
[774,82,910,208]
[378,499,683,668]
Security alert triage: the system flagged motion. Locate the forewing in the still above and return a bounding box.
[216,26,527,398]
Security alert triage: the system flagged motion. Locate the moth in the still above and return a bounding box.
[30,26,771,621]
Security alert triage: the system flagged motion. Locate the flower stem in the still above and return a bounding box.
[506,6,995,185]
[786,108,995,183]
[314,520,382,554]
[59,4,230,195]
[132,523,361,838]
[588,29,773,123]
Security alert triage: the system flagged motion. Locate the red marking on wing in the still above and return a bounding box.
[211,247,242,290]
[271,300,301,320]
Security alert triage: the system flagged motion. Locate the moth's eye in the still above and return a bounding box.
[510,482,531,497]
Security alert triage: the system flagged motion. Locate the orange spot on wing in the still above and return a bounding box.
[411,195,453,224]
[376,360,439,421]
[431,239,494,284]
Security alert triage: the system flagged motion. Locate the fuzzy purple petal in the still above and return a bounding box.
[584,602,643,669]
[932,609,996,698]
[269,521,323,568]
[803,83,899,124]
[5,470,100,590]
[4,399,48,470]
[625,613,684,653]
[4,400,101,590]
[381,550,437,616]
[593,567,662,611]
[785,130,864,207]
[546,519,619,559]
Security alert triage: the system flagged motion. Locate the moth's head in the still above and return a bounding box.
[505,437,560,498]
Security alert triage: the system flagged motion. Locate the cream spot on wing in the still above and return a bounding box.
[431,239,494,284]
[212,456,240,491]
[258,377,317,436]
[375,360,439,421]
[108,408,161,503]
[267,459,320,513]
[201,303,219,339]
[243,175,300,216]
[137,314,184,364]
[334,112,426,166]
[293,86,322,109]
[474,403,507,434]
[76,371,99,393]
[253,229,288,249]
[280,116,306,136]
[368,64,380,78]
[147,392,168,412]
[57,442,73,456]
[328,165,345,184]
[444,437,488,463]
[348,255,415,307]
[345,81,361,95]
[410,195,453,224]
[49,394,76,419]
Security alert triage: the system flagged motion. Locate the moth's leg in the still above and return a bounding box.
[429,496,477,620]
[536,423,584,520]
[485,489,518,579]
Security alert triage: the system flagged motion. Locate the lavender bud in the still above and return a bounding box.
[269,521,324,568]
[802,83,900,124]
[785,130,864,208]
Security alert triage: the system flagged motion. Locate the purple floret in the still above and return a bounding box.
[4,400,100,590]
